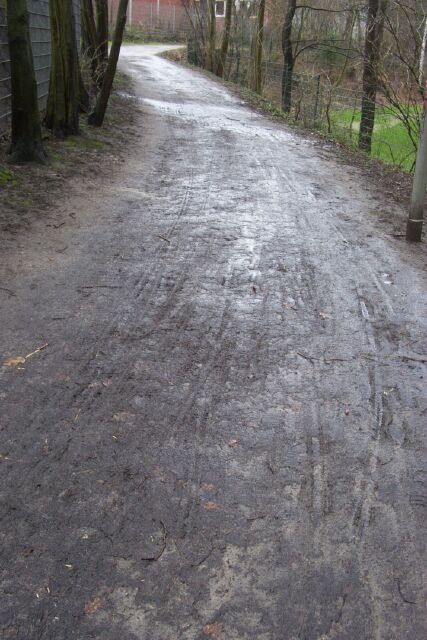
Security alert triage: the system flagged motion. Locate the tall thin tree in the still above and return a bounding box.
[252,0,266,93]
[95,0,109,83]
[217,0,234,78]
[88,0,129,126]
[81,0,100,80]
[281,0,297,112]
[45,0,80,136]
[6,0,46,162]
[358,0,387,152]
[207,0,216,72]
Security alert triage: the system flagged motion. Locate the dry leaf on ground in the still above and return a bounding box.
[3,356,26,367]
[203,622,222,638]
[203,501,220,511]
[3,343,48,367]
[84,596,103,615]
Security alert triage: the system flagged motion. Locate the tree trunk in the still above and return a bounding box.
[79,68,90,112]
[281,0,296,113]
[406,94,427,242]
[45,0,80,136]
[81,0,99,78]
[207,0,216,72]
[217,0,233,78]
[6,0,46,162]
[88,0,129,127]
[358,0,387,152]
[251,0,265,93]
[95,0,109,83]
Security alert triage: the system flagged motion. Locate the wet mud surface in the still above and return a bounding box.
[0,45,426,639]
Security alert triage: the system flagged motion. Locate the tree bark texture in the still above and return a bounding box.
[217,0,233,78]
[281,0,297,113]
[95,0,109,82]
[251,0,265,93]
[81,0,99,78]
[6,0,46,162]
[45,0,80,136]
[358,0,387,152]
[207,0,216,72]
[88,0,129,127]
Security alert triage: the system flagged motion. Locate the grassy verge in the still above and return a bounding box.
[329,106,420,172]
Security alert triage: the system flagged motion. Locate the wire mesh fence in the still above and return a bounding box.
[220,48,421,172]
[0,1,10,135]
[0,1,82,138]
[27,0,51,109]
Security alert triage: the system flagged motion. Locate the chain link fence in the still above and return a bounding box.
[221,49,421,172]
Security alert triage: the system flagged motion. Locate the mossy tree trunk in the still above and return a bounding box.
[251,0,265,93]
[217,0,233,78]
[358,0,387,152]
[95,0,109,83]
[88,0,129,127]
[281,0,296,113]
[45,0,80,136]
[6,0,46,162]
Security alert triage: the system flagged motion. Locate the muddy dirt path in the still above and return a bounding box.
[1,45,426,640]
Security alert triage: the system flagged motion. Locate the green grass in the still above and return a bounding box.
[64,136,104,150]
[0,167,17,187]
[329,105,420,172]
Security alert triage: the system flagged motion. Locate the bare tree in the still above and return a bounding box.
[6,0,46,162]
[89,0,129,126]
[217,0,234,77]
[252,0,266,92]
[281,0,297,111]
[45,0,81,136]
[358,0,387,151]
[95,0,109,83]
[82,0,100,80]
[207,0,216,72]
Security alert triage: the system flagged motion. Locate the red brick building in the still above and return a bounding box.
[108,0,229,39]
[108,0,192,37]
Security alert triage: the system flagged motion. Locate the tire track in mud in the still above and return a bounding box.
[12,120,209,439]
[0,117,209,510]
[232,152,340,609]
[172,146,272,560]
[304,173,427,635]
[70,131,222,424]
[260,149,419,637]
[168,142,287,575]
[269,160,334,535]
[351,289,384,540]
